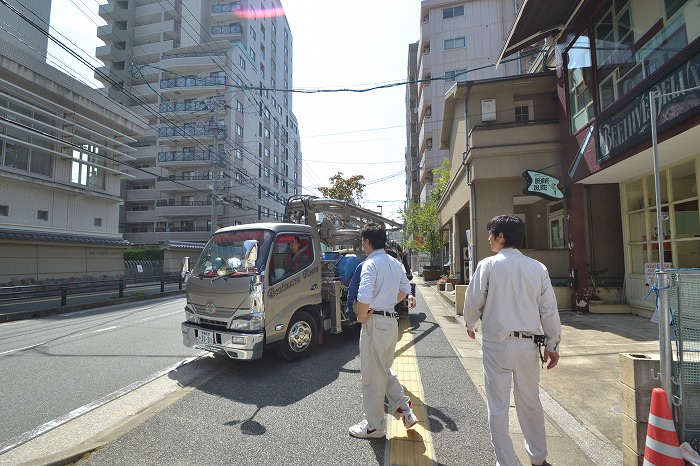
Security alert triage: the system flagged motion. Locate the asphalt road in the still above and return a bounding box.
[0,287,494,465]
[0,296,200,451]
[75,286,493,466]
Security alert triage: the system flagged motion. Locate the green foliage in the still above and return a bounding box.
[401,159,450,266]
[318,172,366,205]
[124,247,163,261]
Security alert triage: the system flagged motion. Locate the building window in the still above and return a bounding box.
[567,33,594,134]
[94,218,103,227]
[236,124,243,137]
[444,37,466,50]
[445,69,467,81]
[548,202,566,249]
[236,100,243,112]
[71,145,105,189]
[623,159,700,275]
[236,149,242,159]
[37,210,48,221]
[0,205,7,216]
[239,56,246,69]
[442,6,464,19]
[515,101,532,123]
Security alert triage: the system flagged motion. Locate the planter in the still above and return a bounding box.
[446,278,460,287]
[422,269,442,281]
[553,287,572,311]
[438,283,446,291]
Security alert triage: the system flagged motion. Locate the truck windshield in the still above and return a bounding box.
[192,229,274,278]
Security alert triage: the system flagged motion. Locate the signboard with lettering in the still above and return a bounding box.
[597,50,700,162]
[522,170,564,201]
[645,262,672,285]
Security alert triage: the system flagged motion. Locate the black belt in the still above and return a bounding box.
[370,309,398,317]
[510,331,532,339]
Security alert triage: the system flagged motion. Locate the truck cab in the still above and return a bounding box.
[181,223,325,361]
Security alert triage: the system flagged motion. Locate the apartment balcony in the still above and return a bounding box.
[97,24,127,42]
[98,2,127,22]
[156,175,222,192]
[211,23,243,40]
[158,75,227,96]
[95,43,128,63]
[157,149,216,167]
[157,126,226,142]
[468,121,561,179]
[130,83,159,99]
[158,98,226,114]
[133,40,173,63]
[134,1,173,25]
[155,200,222,218]
[212,1,243,15]
[159,51,227,72]
[135,20,175,39]
[125,188,157,202]
[131,145,160,160]
[125,210,158,223]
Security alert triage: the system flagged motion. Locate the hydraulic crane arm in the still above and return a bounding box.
[283,195,402,247]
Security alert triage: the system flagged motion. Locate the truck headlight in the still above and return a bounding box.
[230,311,264,331]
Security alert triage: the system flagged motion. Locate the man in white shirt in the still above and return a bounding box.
[349,223,418,439]
[463,215,561,466]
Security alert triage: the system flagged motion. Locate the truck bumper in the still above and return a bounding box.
[181,322,264,360]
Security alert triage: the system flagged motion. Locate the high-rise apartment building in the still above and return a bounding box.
[96,0,301,244]
[406,0,525,204]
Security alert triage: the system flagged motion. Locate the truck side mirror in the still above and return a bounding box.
[181,256,190,279]
[243,240,258,268]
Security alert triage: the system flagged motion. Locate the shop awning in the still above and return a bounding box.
[497,0,584,66]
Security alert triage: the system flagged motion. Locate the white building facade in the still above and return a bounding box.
[96,0,302,244]
[406,0,527,204]
[0,1,148,285]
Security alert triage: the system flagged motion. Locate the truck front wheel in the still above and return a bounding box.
[277,310,318,361]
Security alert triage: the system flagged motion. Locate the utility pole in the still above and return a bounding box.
[209,122,227,234]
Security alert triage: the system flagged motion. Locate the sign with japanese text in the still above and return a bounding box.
[522,170,564,201]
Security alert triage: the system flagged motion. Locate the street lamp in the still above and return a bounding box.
[377,205,383,216]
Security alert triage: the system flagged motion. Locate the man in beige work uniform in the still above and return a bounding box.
[349,223,417,439]
[464,215,561,466]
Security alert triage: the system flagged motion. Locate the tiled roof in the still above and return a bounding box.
[0,229,131,246]
[162,240,206,250]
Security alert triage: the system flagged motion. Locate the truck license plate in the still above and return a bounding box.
[197,330,214,345]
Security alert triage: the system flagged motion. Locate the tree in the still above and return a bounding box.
[318,172,366,205]
[400,159,450,267]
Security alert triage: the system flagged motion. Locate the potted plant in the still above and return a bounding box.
[586,268,608,304]
[437,275,448,291]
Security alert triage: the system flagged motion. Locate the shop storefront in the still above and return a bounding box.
[500,0,700,315]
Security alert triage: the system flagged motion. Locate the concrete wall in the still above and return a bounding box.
[0,243,125,285]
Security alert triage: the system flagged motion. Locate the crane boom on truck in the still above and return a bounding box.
[180,196,410,362]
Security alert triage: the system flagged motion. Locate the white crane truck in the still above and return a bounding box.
[180,195,412,361]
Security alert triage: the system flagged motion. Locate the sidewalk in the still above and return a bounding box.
[417,275,660,466]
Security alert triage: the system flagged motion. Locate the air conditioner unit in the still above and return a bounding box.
[482,99,496,122]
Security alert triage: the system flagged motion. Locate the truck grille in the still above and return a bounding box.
[198,318,228,330]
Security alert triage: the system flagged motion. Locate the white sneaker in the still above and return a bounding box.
[402,409,418,429]
[349,419,386,439]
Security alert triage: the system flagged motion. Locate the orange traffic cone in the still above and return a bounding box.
[644,387,683,466]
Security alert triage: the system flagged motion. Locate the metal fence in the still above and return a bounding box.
[668,268,700,444]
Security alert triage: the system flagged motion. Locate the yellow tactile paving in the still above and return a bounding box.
[388,315,436,466]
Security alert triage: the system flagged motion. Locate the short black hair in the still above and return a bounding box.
[486,215,525,248]
[360,223,387,250]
